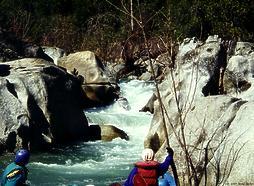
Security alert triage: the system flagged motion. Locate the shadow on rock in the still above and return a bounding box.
[0,64,10,76]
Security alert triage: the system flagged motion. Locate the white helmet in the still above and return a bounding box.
[142,148,154,161]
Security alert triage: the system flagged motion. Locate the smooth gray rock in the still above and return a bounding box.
[0,58,89,152]
[145,36,254,185]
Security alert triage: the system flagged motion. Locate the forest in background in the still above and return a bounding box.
[1,0,253,60]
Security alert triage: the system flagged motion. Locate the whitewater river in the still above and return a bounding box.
[0,80,154,185]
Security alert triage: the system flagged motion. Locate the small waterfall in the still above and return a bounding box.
[4,80,155,186]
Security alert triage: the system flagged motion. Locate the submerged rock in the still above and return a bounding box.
[117,97,131,110]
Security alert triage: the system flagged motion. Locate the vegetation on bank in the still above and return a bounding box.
[0,0,253,59]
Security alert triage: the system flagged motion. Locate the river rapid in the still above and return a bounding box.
[0,80,155,186]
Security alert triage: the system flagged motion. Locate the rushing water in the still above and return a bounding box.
[0,80,155,186]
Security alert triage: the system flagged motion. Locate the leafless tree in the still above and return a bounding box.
[106,1,245,185]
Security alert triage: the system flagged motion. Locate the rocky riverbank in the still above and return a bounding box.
[144,36,254,185]
[1,30,254,185]
[0,30,129,154]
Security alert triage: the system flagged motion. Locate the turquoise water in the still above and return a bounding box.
[0,80,155,186]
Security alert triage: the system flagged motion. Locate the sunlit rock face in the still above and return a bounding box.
[145,36,254,185]
[224,42,254,98]
[0,58,89,153]
[58,51,120,107]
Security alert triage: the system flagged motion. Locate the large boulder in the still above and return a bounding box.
[88,124,129,142]
[224,42,254,96]
[0,58,89,153]
[145,36,254,185]
[58,51,120,107]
